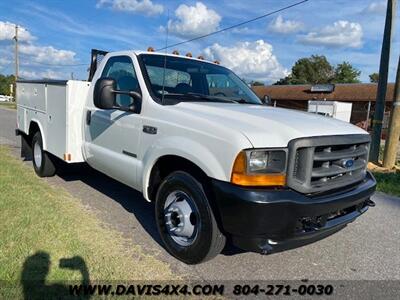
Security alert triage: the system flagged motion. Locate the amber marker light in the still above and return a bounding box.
[231,151,286,187]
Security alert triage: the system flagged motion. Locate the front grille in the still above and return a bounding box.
[287,135,370,194]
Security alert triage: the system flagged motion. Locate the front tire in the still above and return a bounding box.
[155,171,226,264]
[32,132,56,177]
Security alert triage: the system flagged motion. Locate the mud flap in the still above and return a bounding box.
[20,134,32,161]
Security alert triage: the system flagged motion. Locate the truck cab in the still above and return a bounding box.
[16,49,376,264]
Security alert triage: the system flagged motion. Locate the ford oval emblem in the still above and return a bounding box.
[343,159,354,168]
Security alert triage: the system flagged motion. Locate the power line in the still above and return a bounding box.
[156,0,309,51]
[27,62,88,67]
[17,55,87,67]
[16,55,87,67]
[12,1,309,69]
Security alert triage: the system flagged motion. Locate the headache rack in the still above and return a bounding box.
[88,49,109,82]
[287,135,370,194]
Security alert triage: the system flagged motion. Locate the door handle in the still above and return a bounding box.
[86,110,92,125]
[143,125,157,134]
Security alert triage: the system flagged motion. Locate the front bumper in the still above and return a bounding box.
[211,171,376,254]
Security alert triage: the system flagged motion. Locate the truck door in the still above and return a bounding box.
[84,55,142,189]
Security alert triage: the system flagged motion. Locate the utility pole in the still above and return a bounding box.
[383,56,400,168]
[14,25,19,80]
[370,0,397,163]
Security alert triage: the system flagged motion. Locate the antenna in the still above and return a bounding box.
[161,9,170,105]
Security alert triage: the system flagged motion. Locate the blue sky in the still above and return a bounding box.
[0,0,399,83]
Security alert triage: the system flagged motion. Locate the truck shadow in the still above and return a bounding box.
[56,163,245,257]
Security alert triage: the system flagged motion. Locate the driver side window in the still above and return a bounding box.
[102,56,140,107]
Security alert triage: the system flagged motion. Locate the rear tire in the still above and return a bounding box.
[32,132,56,177]
[155,171,226,264]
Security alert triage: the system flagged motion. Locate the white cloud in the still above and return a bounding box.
[20,69,64,80]
[96,0,163,16]
[0,21,35,41]
[268,15,304,34]
[0,57,11,72]
[299,20,363,48]
[19,44,76,65]
[0,19,77,78]
[363,1,386,14]
[166,2,221,38]
[0,57,11,66]
[204,40,288,82]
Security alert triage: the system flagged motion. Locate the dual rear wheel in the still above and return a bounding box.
[31,132,56,177]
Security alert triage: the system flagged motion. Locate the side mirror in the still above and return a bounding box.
[94,78,142,112]
[94,78,116,109]
[262,95,272,106]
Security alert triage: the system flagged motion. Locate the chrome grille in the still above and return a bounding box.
[287,135,370,194]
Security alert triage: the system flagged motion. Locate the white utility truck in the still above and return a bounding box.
[16,49,376,264]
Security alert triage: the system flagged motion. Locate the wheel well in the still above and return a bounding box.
[25,121,40,145]
[147,155,211,202]
[29,122,40,137]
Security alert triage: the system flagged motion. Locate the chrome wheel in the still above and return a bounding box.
[164,190,199,246]
[33,141,42,168]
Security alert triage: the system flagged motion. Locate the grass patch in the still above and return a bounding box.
[372,171,400,197]
[0,102,16,109]
[0,146,178,298]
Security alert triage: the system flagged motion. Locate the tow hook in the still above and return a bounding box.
[366,199,376,207]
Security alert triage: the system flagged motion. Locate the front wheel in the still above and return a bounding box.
[155,171,226,264]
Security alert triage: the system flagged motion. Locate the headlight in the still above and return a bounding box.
[248,150,287,173]
[231,149,287,186]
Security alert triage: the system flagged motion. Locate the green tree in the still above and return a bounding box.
[369,73,379,83]
[274,55,335,85]
[273,75,292,85]
[333,62,361,83]
[250,80,265,86]
[0,74,15,95]
[274,55,361,85]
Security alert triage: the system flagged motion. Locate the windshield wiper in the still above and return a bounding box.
[187,93,238,103]
[163,93,236,103]
[162,92,258,104]
[188,94,255,105]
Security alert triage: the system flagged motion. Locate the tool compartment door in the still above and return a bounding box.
[46,84,67,159]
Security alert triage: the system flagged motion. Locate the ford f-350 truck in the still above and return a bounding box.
[16,49,376,264]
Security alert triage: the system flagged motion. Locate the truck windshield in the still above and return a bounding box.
[139,54,262,105]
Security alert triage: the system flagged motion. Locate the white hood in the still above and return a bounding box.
[172,102,368,148]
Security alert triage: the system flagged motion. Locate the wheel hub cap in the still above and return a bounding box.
[33,141,42,168]
[164,191,198,246]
